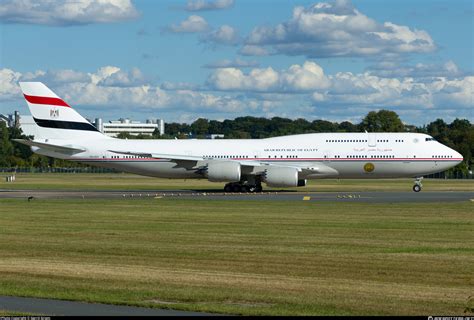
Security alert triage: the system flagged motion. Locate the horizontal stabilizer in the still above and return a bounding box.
[13,139,86,154]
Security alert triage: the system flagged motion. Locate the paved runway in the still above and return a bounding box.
[0,188,473,202]
[0,295,214,316]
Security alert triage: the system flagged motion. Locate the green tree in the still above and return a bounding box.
[0,122,13,167]
[360,110,404,132]
[427,119,450,144]
[191,118,209,136]
[311,120,337,132]
[338,121,357,132]
[116,132,134,139]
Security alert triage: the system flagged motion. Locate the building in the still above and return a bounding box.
[94,118,165,137]
[205,134,225,139]
[0,111,20,128]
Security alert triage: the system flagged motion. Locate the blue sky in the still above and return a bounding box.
[0,0,472,125]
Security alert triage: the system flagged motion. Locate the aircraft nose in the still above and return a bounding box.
[452,149,463,163]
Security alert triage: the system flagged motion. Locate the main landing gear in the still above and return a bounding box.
[224,182,263,193]
[413,177,423,192]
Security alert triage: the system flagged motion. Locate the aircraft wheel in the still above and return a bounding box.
[224,184,232,192]
[413,184,421,192]
[247,185,256,193]
[232,184,242,192]
[255,184,263,193]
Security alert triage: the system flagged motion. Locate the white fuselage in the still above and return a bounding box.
[34,132,462,180]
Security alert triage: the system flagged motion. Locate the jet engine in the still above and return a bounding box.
[206,161,241,182]
[264,167,301,187]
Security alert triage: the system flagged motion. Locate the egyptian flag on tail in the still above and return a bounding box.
[19,82,99,132]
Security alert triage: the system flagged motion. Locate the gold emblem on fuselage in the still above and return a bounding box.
[364,162,375,173]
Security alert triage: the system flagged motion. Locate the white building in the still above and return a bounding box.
[95,118,165,137]
[205,134,225,139]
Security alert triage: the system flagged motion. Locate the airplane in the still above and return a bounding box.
[14,82,463,193]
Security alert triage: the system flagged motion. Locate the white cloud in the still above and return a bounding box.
[280,61,330,91]
[97,67,147,87]
[207,61,330,92]
[239,45,270,56]
[174,90,246,112]
[319,72,432,107]
[22,69,90,85]
[61,82,171,108]
[0,68,22,101]
[2,63,472,124]
[369,60,462,78]
[369,22,434,53]
[243,0,435,58]
[431,76,474,109]
[185,0,234,11]
[314,71,474,112]
[160,81,200,91]
[0,0,139,26]
[0,66,258,116]
[168,15,209,33]
[207,67,279,91]
[20,66,147,88]
[203,25,240,45]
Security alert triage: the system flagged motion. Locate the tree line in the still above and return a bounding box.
[1,110,472,174]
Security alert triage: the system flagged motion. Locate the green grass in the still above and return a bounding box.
[0,310,40,316]
[1,173,473,191]
[0,198,472,315]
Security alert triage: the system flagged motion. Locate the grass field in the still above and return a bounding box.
[1,173,473,192]
[0,197,473,315]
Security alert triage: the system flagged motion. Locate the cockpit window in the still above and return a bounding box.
[425,137,436,141]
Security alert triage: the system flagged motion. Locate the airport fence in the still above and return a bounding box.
[0,167,472,179]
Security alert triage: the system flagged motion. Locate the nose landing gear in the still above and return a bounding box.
[412,177,423,192]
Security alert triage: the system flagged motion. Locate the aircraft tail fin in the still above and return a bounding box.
[18,82,106,139]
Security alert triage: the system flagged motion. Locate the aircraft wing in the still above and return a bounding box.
[109,150,270,166]
[13,139,86,154]
[108,149,338,176]
[108,150,204,162]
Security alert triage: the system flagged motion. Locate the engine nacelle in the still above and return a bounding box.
[207,161,241,182]
[264,167,300,187]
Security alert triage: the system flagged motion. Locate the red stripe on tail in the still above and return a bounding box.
[24,94,70,107]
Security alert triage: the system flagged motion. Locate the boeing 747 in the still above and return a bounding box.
[14,82,463,192]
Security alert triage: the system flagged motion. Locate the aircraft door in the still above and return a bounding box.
[368,133,377,147]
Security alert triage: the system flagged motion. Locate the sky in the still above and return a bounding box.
[0,0,472,125]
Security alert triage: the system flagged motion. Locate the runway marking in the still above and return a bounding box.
[302,196,311,201]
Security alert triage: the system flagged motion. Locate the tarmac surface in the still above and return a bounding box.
[0,188,473,202]
[0,295,215,316]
